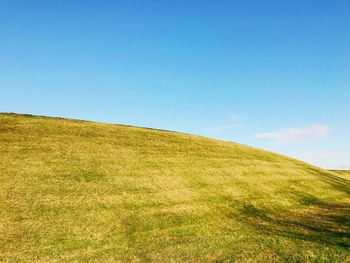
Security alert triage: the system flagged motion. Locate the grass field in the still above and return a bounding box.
[0,113,349,262]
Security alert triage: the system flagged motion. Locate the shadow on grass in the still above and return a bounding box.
[238,199,350,248]
[319,172,350,196]
[303,166,350,196]
[235,168,350,249]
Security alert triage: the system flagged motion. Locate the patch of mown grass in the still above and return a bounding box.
[0,113,349,262]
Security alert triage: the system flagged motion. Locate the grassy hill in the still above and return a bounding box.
[0,113,349,262]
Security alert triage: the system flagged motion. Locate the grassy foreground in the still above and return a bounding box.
[0,113,349,262]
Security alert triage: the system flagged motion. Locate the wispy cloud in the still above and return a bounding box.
[229,114,240,122]
[208,114,244,132]
[253,124,330,143]
[210,124,244,132]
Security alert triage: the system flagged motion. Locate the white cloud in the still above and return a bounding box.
[253,124,330,143]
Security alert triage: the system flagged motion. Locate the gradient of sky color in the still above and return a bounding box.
[1,1,349,169]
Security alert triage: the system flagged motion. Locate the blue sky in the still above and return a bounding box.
[1,1,349,169]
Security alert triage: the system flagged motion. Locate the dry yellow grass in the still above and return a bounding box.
[0,113,349,262]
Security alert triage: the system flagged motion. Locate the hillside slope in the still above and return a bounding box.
[0,113,349,262]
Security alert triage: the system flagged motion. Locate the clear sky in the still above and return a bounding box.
[1,1,349,169]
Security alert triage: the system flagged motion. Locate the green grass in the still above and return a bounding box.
[0,113,349,262]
